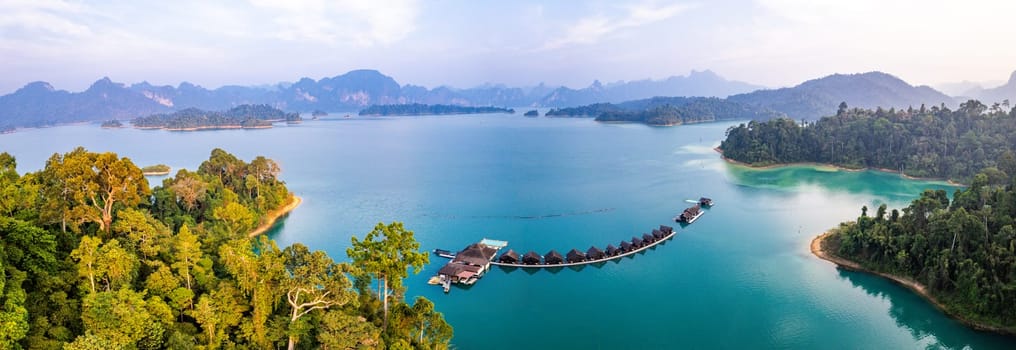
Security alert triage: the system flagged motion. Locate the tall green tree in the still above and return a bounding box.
[347,222,429,329]
[281,244,355,350]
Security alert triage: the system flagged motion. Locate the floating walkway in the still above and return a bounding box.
[430,197,713,292]
[489,227,676,268]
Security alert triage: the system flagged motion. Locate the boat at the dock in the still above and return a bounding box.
[699,197,714,207]
[433,249,456,259]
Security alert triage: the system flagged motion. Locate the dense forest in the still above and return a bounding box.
[132,104,301,130]
[824,167,1016,332]
[358,103,514,116]
[720,100,1016,182]
[0,148,450,349]
[545,96,780,126]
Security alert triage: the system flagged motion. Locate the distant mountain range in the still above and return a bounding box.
[953,71,1016,106]
[1,68,1005,129]
[728,72,955,120]
[0,70,763,129]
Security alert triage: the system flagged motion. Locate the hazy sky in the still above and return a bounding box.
[2,0,1016,94]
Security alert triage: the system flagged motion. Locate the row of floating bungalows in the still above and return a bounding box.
[497,225,674,265]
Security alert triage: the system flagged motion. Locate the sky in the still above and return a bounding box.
[2,0,1016,94]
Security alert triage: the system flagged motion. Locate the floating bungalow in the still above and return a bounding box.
[699,197,714,207]
[498,249,520,264]
[566,249,586,263]
[675,204,704,223]
[523,251,542,265]
[660,225,674,234]
[433,238,507,292]
[587,246,606,260]
[631,236,644,248]
[620,241,634,252]
[642,233,655,244]
[544,250,565,265]
[652,229,666,240]
[606,244,620,256]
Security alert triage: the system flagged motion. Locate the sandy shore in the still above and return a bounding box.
[715,148,964,186]
[248,195,303,238]
[811,232,1013,335]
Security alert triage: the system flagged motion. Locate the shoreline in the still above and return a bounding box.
[810,232,1015,336]
[714,148,964,186]
[248,195,303,238]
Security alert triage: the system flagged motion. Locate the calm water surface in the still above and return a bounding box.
[3,115,1013,349]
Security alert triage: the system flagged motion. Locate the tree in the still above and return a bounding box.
[317,310,382,350]
[171,225,203,292]
[112,208,171,260]
[219,236,285,348]
[409,297,452,349]
[71,236,103,294]
[347,222,429,329]
[281,244,355,350]
[47,148,150,234]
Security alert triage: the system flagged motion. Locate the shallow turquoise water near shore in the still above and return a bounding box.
[3,115,1013,349]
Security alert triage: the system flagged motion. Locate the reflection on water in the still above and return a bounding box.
[838,269,1014,349]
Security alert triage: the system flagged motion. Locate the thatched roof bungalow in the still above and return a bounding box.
[566,249,586,263]
[652,229,666,240]
[631,236,644,248]
[587,246,606,260]
[620,241,633,252]
[544,250,564,265]
[498,249,520,264]
[642,233,655,244]
[522,251,541,265]
[606,244,620,256]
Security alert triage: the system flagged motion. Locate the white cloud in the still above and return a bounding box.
[248,0,419,46]
[542,1,694,50]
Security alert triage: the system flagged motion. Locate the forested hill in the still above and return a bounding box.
[358,103,514,116]
[0,148,451,348]
[132,104,301,130]
[719,100,1016,182]
[728,72,955,120]
[545,96,781,126]
[826,169,1016,332]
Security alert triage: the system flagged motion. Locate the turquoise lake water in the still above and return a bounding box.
[2,115,1014,349]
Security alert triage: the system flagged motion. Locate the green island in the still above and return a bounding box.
[0,148,450,349]
[719,99,1016,335]
[719,100,1016,183]
[813,172,1016,334]
[358,103,514,116]
[141,164,171,176]
[545,96,780,126]
[100,120,123,128]
[523,110,539,117]
[132,104,302,131]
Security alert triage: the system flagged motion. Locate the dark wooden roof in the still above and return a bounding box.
[544,250,564,264]
[631,236,644,247]
[659,225,673,233]
[498,249,520,263]
[620,241,633,251]
[605,244,619,256]
[566,249,586,263]
[466,243,498,260]
[452,247,490,266]
[642,233,655,243]
[522,251,541,264]
[587,246,605,259]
